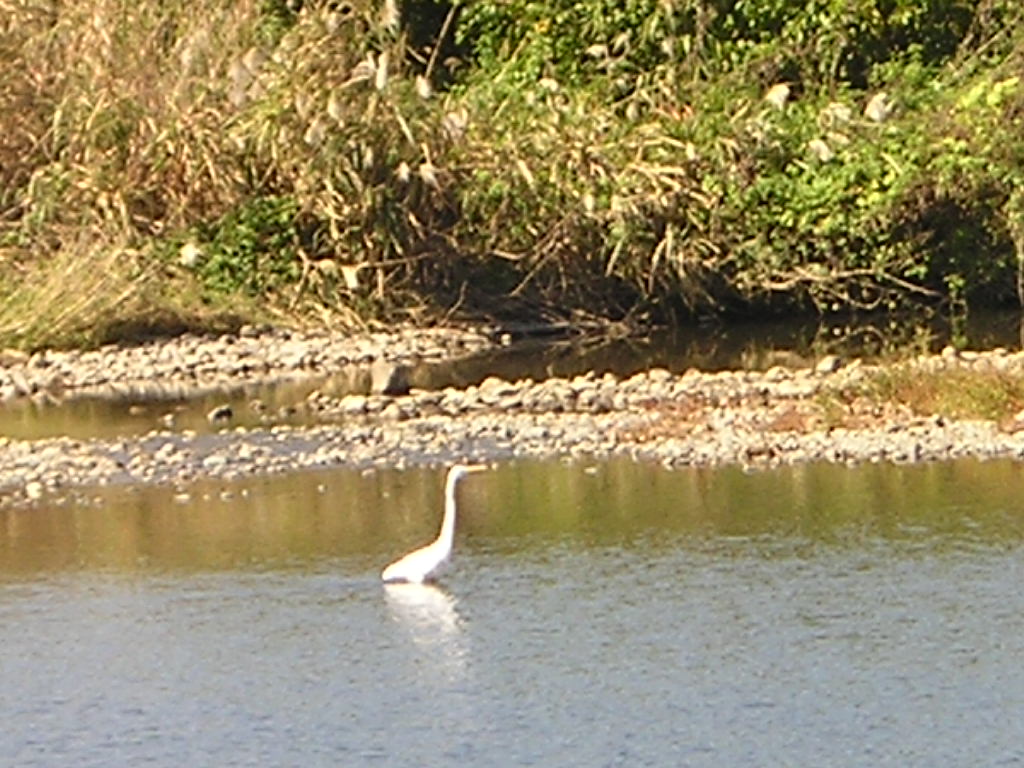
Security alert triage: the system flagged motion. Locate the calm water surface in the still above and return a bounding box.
[3,459,1024,766]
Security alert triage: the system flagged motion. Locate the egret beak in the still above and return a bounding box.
[463,464,487,473]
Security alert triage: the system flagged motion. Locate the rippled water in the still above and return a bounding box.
[3,459,1024,766]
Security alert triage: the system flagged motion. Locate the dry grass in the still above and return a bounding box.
[856,364,1024,423]
[1,0,258,229]
[0,0,418,347]
[0,230,247,349]
[0,0,783,345]
[0,234,148,348]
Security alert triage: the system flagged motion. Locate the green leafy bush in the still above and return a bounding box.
[194,196,302,297]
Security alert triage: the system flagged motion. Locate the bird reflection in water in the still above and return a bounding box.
[384,582,468,680]
[384,582,462,638]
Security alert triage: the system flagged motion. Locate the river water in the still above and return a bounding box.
[3,458,1024,766]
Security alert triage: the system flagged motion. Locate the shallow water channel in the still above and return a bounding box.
[3,458,1024,766]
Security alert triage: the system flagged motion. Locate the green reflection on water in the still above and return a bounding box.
[2,459,1024,578]
[475,458,1024,550]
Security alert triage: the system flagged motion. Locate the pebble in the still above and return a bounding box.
[207,404,233,423]
[815,354,843,374]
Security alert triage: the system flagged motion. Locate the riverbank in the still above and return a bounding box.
[3,330,1024,509]
[5,3,1024,350]
[0,326,493,402]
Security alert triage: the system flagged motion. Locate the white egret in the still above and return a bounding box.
[381,464,486,583]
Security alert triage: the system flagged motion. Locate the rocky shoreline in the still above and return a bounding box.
[0,326,494,402]
[3,329,1024,509]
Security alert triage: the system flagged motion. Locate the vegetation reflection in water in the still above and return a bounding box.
[3,458,1024,579]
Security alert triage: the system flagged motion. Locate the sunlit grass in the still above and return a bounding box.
[0,233,248,350]
[856,364,1024,422]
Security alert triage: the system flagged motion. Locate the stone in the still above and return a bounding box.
[0,348,29,366]
[8,369,32,396]
[815,355,842,375]
[154,442,179,461]
[370,360,410,396]
[381,402,405,420]
[479,375,511,392]
[207,404,233,423]
[337,395,367,415]
[202,454,228,469]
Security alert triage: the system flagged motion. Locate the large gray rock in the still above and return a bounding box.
[370,360,410,396]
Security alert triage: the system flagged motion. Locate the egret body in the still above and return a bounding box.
[381,464,485,583]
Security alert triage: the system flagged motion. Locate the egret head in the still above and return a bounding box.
[449,463,487,482]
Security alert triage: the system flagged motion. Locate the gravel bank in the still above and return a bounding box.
[4,341,1024,508]
[0,326,493,402]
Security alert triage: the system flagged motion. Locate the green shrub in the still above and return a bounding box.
[194,196,302,297]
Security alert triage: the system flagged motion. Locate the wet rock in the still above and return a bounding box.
[479,376,515,404]
[497,393,523,411]
[154,442,179,461]
[202,454,228,470]
[9,369,32,397]
[365,396,388,414]
[207,404,233,423]
[815,355,843,374]
[30,390,61,407]
[28,351,53,369]
[0,327,491,404]
[8,339,1024,508]
[441,390,467,415]
[338,394,368,415]
[410,390,444,408]
[370,360,410,396]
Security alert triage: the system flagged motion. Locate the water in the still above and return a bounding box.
[3,459,1024,766]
